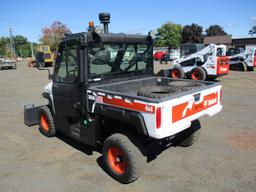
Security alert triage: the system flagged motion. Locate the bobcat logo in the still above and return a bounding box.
[182,101,194,118]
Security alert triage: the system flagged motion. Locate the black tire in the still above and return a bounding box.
[177,119,201,147]
[103,133,145,184]
[169,67,185,79]
[38,106,56,137]
[247,66,254,71]
[230,62,247,72]
[206,76,217,81]
[137,86,178,99]
[190,67,206,81]
[169,81,205,91]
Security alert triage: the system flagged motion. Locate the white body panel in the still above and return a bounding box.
[230,47,256,67]
[88,84,222,139]
[142,85,222,139]
[43,81,54,111]
[171,44,227,76]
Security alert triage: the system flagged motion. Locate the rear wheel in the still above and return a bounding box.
[170,67,185,79]
[190,67,206,81]
[177,119,201,147]
[230,62,247,72]
[206,76,217,81]
[38,106,56,137]
[247,66,254,71]
[103,133,145,184]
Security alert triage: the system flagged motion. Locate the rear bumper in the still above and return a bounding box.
[148,104,222,139]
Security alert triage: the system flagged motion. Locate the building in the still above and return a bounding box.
[203,35,256,49]
[232,36,256,49]
[204,35,232,47]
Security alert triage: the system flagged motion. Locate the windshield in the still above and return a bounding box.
[88,43,152,77]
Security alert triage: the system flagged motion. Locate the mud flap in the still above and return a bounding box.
[24,104,40,126]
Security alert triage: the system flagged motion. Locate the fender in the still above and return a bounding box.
[42,92,55,114]
[94,104,149,136]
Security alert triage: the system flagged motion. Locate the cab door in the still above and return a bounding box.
[52,40,82,135]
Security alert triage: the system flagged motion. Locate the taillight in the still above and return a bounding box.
[156,107,162,129]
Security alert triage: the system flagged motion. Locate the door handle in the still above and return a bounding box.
[53,86,58,92]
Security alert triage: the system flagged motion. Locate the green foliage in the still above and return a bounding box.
[14,35,32,57]
[0,37,10,57]
[182,23,203,43]
[40,21,71,51]
[0,35,32,58]
[155,22,182,48]
[205,25,227,36]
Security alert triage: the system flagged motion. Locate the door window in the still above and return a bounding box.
[55,41,78,83]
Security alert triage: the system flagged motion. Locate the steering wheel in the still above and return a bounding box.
[64,69,77,82]
[67,69,77,76]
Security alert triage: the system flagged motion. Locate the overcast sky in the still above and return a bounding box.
[1,0,256,42]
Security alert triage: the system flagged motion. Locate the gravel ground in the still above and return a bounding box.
[0,61,256,192]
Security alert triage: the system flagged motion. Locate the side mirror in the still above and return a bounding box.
[35,51,53,80]
[37,66,53,80]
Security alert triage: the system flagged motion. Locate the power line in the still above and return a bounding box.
[0,17,46,26]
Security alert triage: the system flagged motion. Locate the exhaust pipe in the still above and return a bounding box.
[99,13,110,34]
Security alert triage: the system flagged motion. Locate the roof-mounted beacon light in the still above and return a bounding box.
[88,21,94,32]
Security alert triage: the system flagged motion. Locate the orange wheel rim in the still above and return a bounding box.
[40,114,49,132]
[171,69,180,78]
[191,70,201,80]
[107,146,127,175]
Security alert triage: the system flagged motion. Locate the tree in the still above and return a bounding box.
[205,25,227,36]
[40,21,71,51]
[155,22,182,49]
[14,35,31,58]
[0,35,32,58]
[0,37,10,57]
[182,23,203,43]
[249,26,256,35]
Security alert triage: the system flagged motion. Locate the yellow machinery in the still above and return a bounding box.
[28,45,54,67]
[38,45,54,65]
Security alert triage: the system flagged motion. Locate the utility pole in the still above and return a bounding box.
[31,42,34,58]
[9,27,16,59]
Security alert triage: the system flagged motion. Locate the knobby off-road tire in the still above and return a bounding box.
[229,62,247,72]
[247,66,254,71]
[103,133,145,184]
[169,81,205,91]
[137,86,177,99]
[178,119,201,147]
[190,67,207,81]
[206,76,217,81]
[170,66,185,79]
[38,106,56,137]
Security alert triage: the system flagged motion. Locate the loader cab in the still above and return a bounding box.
[180,43,205,57]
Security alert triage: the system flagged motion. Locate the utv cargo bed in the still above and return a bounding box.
[87,77,222,139]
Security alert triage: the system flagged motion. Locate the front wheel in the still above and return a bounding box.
[38,106,56,137]
[170,67,185,79]
[190,67,206,81]
[103,133,145,184]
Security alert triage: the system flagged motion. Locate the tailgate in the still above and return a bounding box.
[146,84,222,139]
